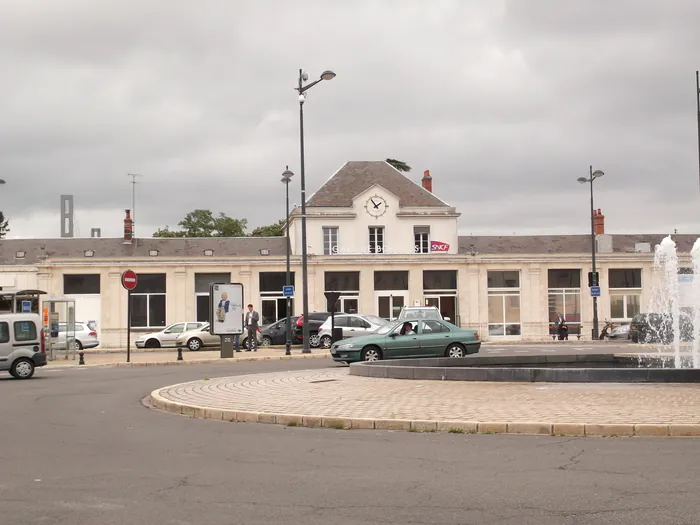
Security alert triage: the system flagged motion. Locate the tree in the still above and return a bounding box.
[386,158,411,172]
[0,212,8,239]
[152,209,247,238]
[250,219,285,237]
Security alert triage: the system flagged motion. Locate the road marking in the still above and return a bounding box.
[515,350,530,353]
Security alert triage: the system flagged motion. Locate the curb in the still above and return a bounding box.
[45,353,330,370]
[148,389,700,438]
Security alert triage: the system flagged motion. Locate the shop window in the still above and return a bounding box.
[374,271,408,290]
[488,271,521,336]
[130,274,166,328]
[609,269,641,320]
[63,274,101,294]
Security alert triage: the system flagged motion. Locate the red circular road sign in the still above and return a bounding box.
[121,270,138,291]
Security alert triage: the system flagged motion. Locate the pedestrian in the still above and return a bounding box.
[244,304,259,351]
[558,318,569,340]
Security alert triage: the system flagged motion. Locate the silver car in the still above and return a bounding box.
[135,322,206,349]
[317,314,389,349]
[55,321,100,350]
[175,322,263,351]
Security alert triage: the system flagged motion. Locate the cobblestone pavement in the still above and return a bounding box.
[152,368,700,436]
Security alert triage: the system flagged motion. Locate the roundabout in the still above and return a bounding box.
[150,363,700,437]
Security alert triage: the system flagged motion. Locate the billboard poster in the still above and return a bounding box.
[209,283,244,335]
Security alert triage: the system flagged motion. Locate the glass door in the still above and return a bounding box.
[423,295,457,323]
[329,296,359,314]
[377,294,405,321]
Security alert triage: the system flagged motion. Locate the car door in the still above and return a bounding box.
[348,316,371,338]
[160,323,186,346]
[416,320,451,356]
[384,321,421,359]
[0,321,11,364]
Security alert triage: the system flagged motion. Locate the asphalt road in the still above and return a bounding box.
[1,349,699,525]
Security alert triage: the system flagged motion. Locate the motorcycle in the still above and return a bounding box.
[599,320,616,340]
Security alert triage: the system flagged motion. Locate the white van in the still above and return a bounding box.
[0,313,47,379]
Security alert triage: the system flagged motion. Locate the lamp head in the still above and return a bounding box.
[282,168,294,179]
[592,169,604,179]
[281,177,290,184]
[577,177,588,184]
[320,70,336,81]
[0,179,5,184]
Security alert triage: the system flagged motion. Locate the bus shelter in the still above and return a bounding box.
[42,298,77,361]
[0,289,46,314]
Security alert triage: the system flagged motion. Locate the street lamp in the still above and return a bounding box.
[281,166,294,356]
[0,179,6,184]
[577,166,605,340]
[295,68,336,352]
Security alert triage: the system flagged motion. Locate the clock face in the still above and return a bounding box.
[365,195,388,217]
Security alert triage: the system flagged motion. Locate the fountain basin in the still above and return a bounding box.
[349,354,700,383]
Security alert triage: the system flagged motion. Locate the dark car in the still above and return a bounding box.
[630,312,693,343]
[294,312,331,348]
[260,316,299,346]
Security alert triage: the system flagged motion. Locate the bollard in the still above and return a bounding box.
[78,351,85,365]
[177,346,183,361]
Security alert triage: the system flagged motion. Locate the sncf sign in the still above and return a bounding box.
[430,241,450,253]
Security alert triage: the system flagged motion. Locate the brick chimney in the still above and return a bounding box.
[422,169,432,192]
[123,209,133,244]
[593,208,605,235]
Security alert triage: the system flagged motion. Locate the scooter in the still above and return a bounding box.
[599,320,616,340]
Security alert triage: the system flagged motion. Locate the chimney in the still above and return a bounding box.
[422,169,432,193]
[123,209,133,244]
[593,208,605,235]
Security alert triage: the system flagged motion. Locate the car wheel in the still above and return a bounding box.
[445,343,465,358]
[320,335,332,349]
[145,339,161,349]
[361,346,382,362]
[69,340,83,351]
[309,333,321,348]
[10,358,35,379]
[261,336,272,347]
[187,338,202,352]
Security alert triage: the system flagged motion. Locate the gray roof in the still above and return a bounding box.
[457,234,700,255]
[306,160,449,208]
[0,237,288,264]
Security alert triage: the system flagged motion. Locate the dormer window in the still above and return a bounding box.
[15,251,25,259]
[149,250,159,256]
[414,226,430,254]
[84,250,94,257]
[203,249,214,256]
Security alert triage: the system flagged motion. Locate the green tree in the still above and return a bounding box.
[250,219,285,237]
[386,158,411,172]
[0,212,8,239]
[152,209,247,238]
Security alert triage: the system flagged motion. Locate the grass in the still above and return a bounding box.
[328,423,347,430]
[286,421,298,427]
[448,428,465,434]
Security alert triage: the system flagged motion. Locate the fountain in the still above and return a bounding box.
[350,235,700,383]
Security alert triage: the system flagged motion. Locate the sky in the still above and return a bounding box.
[1,0,700,239]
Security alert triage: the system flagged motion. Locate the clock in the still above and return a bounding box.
[365,195,387,217]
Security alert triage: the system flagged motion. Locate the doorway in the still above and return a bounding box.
[424,295,457,323]
[329,296,359,314]
[261,297,293,325]
[377,294,406,321]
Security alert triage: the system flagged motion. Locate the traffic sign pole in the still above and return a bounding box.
[121,270,138,363]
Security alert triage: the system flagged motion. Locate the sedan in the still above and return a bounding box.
[317,313,388,349]
[176,322,262,352]
[135,322,205,349]
[330,318,480,363]
[260,317,299,346]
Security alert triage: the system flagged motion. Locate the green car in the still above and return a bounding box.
[330,318,480,363]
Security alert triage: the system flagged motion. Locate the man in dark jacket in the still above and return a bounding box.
[244,304,259,351]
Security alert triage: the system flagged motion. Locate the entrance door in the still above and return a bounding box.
[424,295,457,323]
[262,297,292,325]
[377,294,406,321]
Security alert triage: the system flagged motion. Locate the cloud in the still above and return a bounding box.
[0,0,699,239]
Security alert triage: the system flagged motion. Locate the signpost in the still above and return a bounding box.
[283,285,294,298]
[121,270,138,363]
[209,283,244,358]
[590,286,601,297]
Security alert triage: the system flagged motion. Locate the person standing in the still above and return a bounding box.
[244,304,259,351]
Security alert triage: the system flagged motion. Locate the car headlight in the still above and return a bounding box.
[336,343,356,350]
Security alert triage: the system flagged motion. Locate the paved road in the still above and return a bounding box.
[2,354,699,524]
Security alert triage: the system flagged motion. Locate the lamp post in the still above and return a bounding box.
[696,71,700,190]
[281,166,294,356]
[577,166,605,340]
[295,68,336,352]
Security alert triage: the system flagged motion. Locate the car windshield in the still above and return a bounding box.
[398,308,441,320]
[375,321,402,334]
[363,315,388,326]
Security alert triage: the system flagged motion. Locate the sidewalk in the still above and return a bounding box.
[45,347,329,368]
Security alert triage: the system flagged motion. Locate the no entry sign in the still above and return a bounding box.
[121,270,138,291]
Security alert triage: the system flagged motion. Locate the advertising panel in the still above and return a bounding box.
[209,283,244,335]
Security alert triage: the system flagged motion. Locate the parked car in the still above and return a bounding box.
[55,321,100,350]
[260,316,299,346]
[609,323,630,340]
[397,306,450,322]
[317,314,388,349]
[0,313,46,379]
[330,317,480,364]
[176,322,262,351]
[294,312,331,348]
[135,322,206,349]
[629,312,693,343]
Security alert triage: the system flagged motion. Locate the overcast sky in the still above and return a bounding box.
[2,0,700,239]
